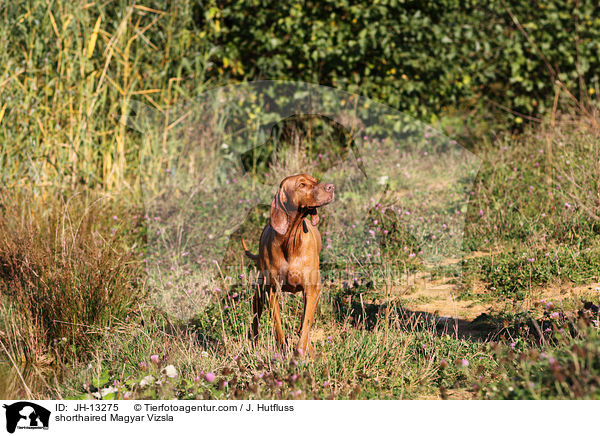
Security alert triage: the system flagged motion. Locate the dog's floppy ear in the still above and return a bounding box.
[270,186,289,235]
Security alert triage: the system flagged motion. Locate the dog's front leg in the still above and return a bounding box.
[297,281,321,358]
[268,283,286,348]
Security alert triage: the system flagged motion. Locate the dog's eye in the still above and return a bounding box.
[299,182,305,188]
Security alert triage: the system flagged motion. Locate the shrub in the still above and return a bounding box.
[199,0,600,125]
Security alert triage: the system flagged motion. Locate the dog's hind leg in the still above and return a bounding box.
[250,282,266,343]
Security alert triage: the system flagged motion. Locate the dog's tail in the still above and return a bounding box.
[241,236,259,263]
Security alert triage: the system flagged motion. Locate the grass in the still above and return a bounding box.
[0,1,214,193]
[57,300,492,400]
[1,1,600,401]
[0,191,144,365]
[2,110,600,400]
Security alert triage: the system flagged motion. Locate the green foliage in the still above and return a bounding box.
[0,0,213,191]
[464,118,600,251]
[460,114,600,300]
[3,0,599,194]
[197,0,600,124]
[464,246,600,299]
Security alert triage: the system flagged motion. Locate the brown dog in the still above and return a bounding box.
[242,174,335,356]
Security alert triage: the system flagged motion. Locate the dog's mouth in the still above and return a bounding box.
[299,206,316,217]
[303,205,322,226]
[309,192,335,209]
[302,203,328,219]
[320,191,335,206]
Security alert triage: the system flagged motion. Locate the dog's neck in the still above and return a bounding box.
[280,209,312,257]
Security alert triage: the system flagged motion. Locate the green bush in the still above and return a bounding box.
[2,0,599,194]
[199,0,600,124]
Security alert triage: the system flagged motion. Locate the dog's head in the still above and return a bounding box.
[270,174,335,235]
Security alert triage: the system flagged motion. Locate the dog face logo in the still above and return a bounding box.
[2,402,50,433]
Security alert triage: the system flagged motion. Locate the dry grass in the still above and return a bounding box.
[0,189,144,364]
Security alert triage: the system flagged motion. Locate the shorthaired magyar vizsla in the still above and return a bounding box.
[242,174,335,357]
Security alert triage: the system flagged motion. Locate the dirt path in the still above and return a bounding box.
[385,272,600,339]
